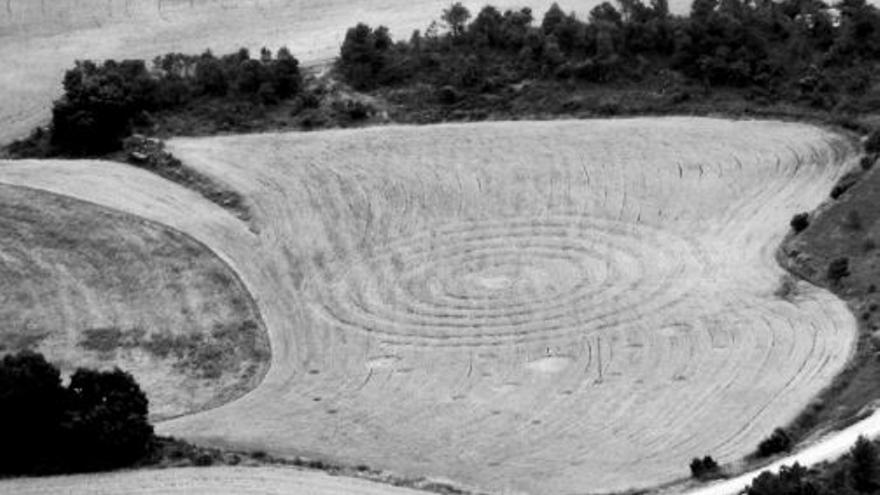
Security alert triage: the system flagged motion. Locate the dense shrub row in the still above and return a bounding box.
[746,436,880,494]
[0,351,153,476]
[49,47,302,156]
[337,0,880,110]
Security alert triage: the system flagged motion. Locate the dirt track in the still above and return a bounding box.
[0,118,859,493]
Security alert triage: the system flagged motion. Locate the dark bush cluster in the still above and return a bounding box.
[831,170,864,200]
[757,427,793,458]
[336,0,880,112]
[50,47,302,156]
[0,350,153,476]
[828,257,851,284]
[790,212,809,233]
[746,436,880,494]
[689,455,720,479]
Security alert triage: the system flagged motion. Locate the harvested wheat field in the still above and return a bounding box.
[0,181,269,419]
[0,465,425,495]
[0,118,859,494]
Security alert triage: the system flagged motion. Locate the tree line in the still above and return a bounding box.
[336,0,880,111]
[48,47,302,156]
[746,435,880,494]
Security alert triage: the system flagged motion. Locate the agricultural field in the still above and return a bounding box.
[0,465,425,495]
[0,118,860,493]
[0,182,269,419]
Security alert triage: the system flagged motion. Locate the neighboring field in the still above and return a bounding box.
[0,466,425,495]
[0,182,269,419]
[0,118,858,493]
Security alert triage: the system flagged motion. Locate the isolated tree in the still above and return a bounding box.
[442,2,472,37]
[790,212,810,233]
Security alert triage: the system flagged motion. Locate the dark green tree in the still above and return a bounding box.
[271,47,302,99]
[850,435,878,492]
[0,351,67,475]
[194,52,228,97]
[442,2,472,37]
[66,368,154,471]
[541,2,567,34]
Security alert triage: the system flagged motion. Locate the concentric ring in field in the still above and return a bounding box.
[0,118,860,495]
[315,215,705,344]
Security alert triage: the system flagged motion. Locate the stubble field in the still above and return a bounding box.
[0,118,859,493]
[0,182,270,419]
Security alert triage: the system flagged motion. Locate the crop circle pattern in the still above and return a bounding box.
[315,214,706,345]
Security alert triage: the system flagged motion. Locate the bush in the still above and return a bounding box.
[831,170,862,199]
[690,455,720,479]
[846,210,863,231]
[828,257,851,285]
[790,212,810,233]
[866,131,880,154]
[332,99,375,121]
[757,428,792,457]
[66,368,154,471]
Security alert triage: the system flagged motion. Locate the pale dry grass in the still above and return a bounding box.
[0,118,858,494]
[0,182,269,419]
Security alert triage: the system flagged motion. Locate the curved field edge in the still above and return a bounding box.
[772,144,880,440]
[0,179,271,420]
